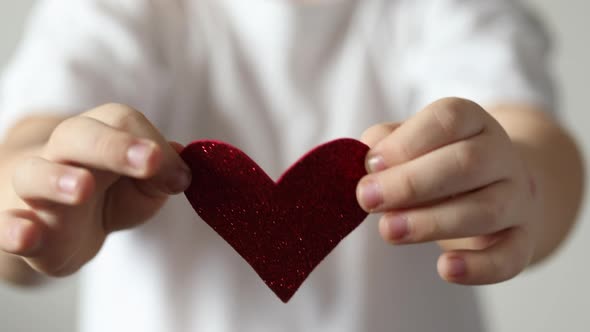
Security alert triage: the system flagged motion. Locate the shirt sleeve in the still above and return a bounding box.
[0,0,169,139]
[400,0,556,114]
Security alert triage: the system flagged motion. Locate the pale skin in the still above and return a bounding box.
[0,98,584,286]
[0,104,192,283]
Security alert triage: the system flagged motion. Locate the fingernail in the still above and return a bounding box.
[385,215,409,241]
[127,142,152,170]
[58,173,78,194]
[366,155,386,173]
[166,167,192,193]
[446,257,467,278]
[358,178,383,210]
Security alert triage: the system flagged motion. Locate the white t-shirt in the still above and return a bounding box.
[0,0,554,331]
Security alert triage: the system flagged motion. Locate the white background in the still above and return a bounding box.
[0,1,588,331]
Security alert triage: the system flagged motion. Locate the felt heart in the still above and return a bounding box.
[181,138,369,302]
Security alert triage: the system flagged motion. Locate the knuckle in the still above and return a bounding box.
[454,141,483,175]
[394,140,413,162]
[430,97,483,140]
[489,251,518,282]
[94,132,132,168]
[439,97,479,111]
[397,170,418,204]
[47,117,77,150]
[437,97,482,116]
[105,103,147,130]
[361,123,393,147]
[415,214,442,242]
[478,191,508,230]
[101,102,136,115]
[432,101,463,140]
[479,200,502,229]
[360,124,382,140]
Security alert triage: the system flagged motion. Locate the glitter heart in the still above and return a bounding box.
[181,138,369,302]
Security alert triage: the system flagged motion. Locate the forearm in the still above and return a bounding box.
[0,115,65,285]
[490,104,584,264]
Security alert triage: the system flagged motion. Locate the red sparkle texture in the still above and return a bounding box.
[181,138,369,302]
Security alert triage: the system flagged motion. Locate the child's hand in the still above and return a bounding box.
[357,98,537,285]
[0,104,191,276]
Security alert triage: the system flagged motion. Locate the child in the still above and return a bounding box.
[0,0,583,331]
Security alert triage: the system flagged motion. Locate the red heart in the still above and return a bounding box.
[181,139,369,302]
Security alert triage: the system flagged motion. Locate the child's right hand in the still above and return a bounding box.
[0,103,191,277]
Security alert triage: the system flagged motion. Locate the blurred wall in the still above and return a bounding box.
[0,1,588,331]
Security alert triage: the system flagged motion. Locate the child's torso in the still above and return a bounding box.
[79,1,485,331]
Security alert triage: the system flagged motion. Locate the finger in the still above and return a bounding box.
[437,227,533,285]
[82,104,191,194]
[169,141,185,154]
[0,210,43,257]
[45,116,187,195]
[102,177,168,233]
[366,98,492,173]
[45,116,162,177]
[360,123,402,148]
[13,156,95,206]
[378,181,515,243]
[357,132,509,211]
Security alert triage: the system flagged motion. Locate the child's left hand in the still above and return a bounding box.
[357,97,537,285]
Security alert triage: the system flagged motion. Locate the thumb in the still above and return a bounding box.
[104,142,189,232]
[82,104,192,197]
[133,140,191,198]
[168,141,185,154]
